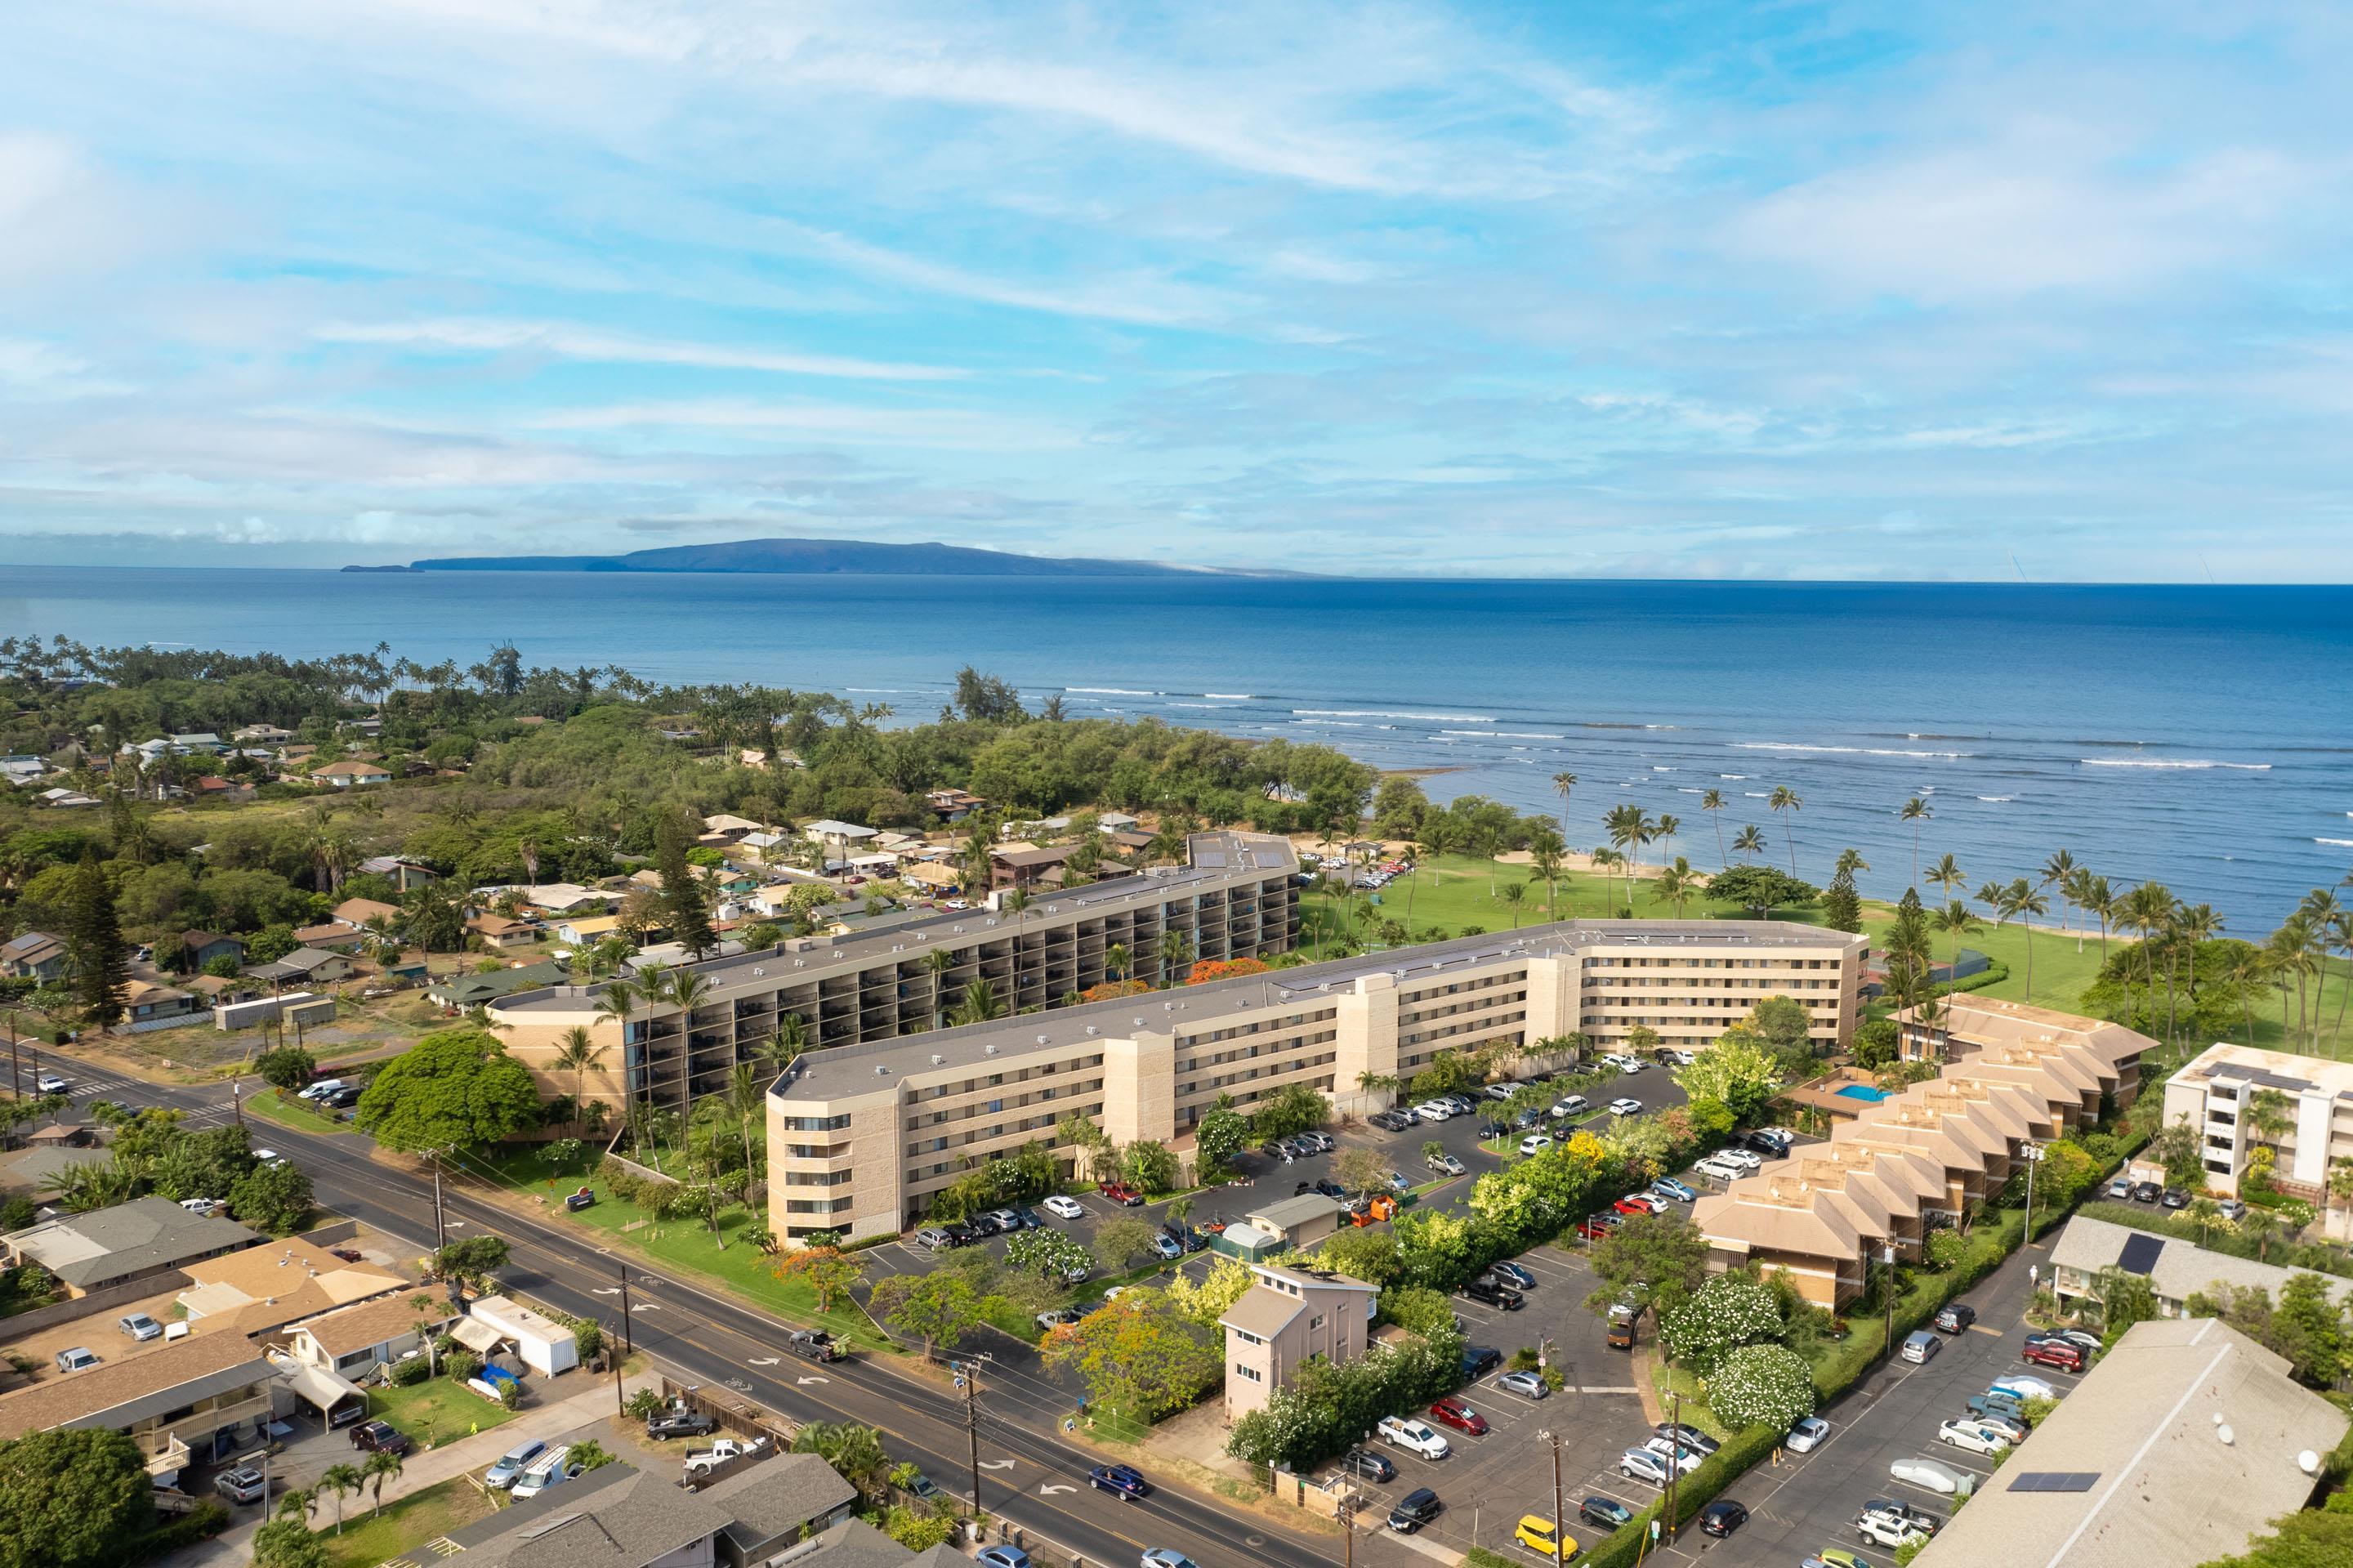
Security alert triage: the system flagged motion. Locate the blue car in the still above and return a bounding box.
[1091,1463,1150,1500]
[977,1549,1031,1568]
[1650,1177,1696,1204]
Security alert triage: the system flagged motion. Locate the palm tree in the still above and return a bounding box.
[2080,875,2117,963]
[1655,857,1699,918]
[1105,941,1130,983]
[1409,819,1455,936]
[1767,787,1802,878]
[1589,847,1623,906]
[551,1025,606,1138]
[1159,929,1194,988]
[752,1012,811,1079]
[1699,789,1727,868]
[1927,852,1966,911]
[947,979,1006,1027]
[1500,882,1527,927]
[726,1061,766,1205]
[594,976,640,1047]
[1604,805,1654,915]
[2122,882,2173,1031]
[1731,824,1765,862]
[922,947,957,1029]
[1899,797,1931,888]
[2000,878,2051,1000]
[410,1294,442,1377]
[1834,847,1869,880]
[1529,840,1563,919]
[2174,902,2223,1039]
[2040,851,2078,942]
[1551,771,1578,842]
[361,1448,404,1518]
[319,1462,363,1532]
[1164,1195,1194,1230]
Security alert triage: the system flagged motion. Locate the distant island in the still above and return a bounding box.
[349,536,1298,579]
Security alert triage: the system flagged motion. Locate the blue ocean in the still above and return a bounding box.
[2,566,2346,933]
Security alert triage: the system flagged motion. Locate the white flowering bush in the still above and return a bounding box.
[1660,1274,1785,1374]
[1707,1343,1816,1432]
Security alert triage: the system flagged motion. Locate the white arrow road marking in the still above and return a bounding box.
[1038,1484,1077,1495]
[980,1460,1016,1472]
[748,1357,780,1366]
[632,1302,661,1311]
[797,1375,830,1386]
[590,1286,621,1295]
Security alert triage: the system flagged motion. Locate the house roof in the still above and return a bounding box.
[5,1195,258,1288]
[1244,1193,1346,1232]
[181,1237,405,1315]
[249,947,346,978]
[1911,1317,2345,1568]
[992,844,1081,869]
[700,1450,859,1548]
[181,929,239,950]
[0,1323,272,1440]
[299,1292,451,1356]
[312,759,391,778]
[293,922,364,945]
[333,897,404,927]
[0,932,63,963]
[803,820,877,838]
[2050,1214,2353,1311]
[1219,1286,1308,1340]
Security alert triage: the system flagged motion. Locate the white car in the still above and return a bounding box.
[1717,1147,1763,1169]
[1413,1101,1456,1122]
[1786,1415,1831,1454]
[177,1197,226,1217]
[1619,1447,1672,1485]
[1484,1082,1527,1101]
[1642,1437,1705,1476]
[1042,1195,1087,1221]
[1606,1098,1644,1117]
[1989,1374,2058,1404]
[253,1149,285,1166]
[1518,1134,1554,1156]
[1604,1054,1646,1072]
[1377,1416,1450,1459]
[1694,1155,1747,1182]
[33,1074,68,1096]
[1936,1420,2011,1457]
[1889,1457,1974,1497]
[1855,1511,1933,1549]
[1549,1095,1589,1119]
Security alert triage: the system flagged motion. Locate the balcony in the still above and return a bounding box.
[141,1434,190,1481]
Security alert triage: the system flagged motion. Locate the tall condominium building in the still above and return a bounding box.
[2159,1042,2353,1199]
[488,833,1302,1116]
[765,919,1866,1244]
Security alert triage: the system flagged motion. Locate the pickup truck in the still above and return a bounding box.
[648,1409,718,1441]
[1854,1510,1934,1550]
[1966,1392,2028,1425]
[683,1436,770,1476]
[787,1330,844,1364]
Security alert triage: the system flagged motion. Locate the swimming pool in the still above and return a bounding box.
[1835,1084,1891,1102]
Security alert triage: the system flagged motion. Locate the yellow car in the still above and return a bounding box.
[1514,1515,1578,1560]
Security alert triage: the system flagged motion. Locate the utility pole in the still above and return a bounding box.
[1663,1391,1681,1543]
[610,1318,625,1414]
[1882,1244,1897,1353]
[232,1078,243,1130]
[431,1152,448,1251]
[619,1262,634,1356]
[2022,1140,2044,1237]
[1337,1488,1359,1568]
[953,1355,993,1523]
[1541,1427,1564,1564]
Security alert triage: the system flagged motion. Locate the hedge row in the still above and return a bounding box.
[1579,1422,1785,1568]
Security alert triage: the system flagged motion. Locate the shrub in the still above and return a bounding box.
[1707,1344,1815,1430]
[1659,1275,1784,1374]
[390,1357,432,1387]
[444,1350,482,1383]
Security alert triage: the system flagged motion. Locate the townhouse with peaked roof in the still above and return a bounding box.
[0,931,68,984]
[1219,1262,1379,1423]
[1695,996,2151,1307]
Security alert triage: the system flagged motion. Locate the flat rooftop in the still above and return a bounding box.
[494,831,1297,1017]
[774,917,1856,1103]
[2169,1040,2353,1101]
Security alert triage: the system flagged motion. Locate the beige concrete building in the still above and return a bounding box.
[1218,1262,1379,1423]
[1697,996,2151,1307]
[489,832,1303,1119]
[2159,1042,2353,1199]
[765,918,1865,1244]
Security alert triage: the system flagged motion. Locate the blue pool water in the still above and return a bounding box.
[1836,1085,1893,1102]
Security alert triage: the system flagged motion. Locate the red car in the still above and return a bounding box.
[1577,1213,1622,1240]
[1427,1396,1489,1436]
[1613,1195,1663,1217]
[1098,1182,1145,1207]
[2020,1340,2085,1373]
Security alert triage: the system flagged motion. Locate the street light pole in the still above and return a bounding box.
[1541,1427,1564,1563]
[2022,1139,2045,1238]
[619,1262,633,1356]
[1663,1391,1681,1543]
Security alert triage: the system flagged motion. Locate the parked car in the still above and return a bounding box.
[1642,1438,1705,1476]
[1989,1374,2059,1403]
[1043,1195,1087,1220]
[647,1410,717,1441]
[2132,1180,2163,1203]
[1010,1204,1045,1230]
[1385,1170,1413,1193]
[1937,1418,2011,1456]
[1855,1510,1933,1549]
[1619,1448,1672,1486]
[985,1208,1022,1233]
[1518,1134,1555,1156]
[1335,1447,1396,1482]
[1090,1463,1150,1499]
[1576,1213,1621,1240]
[1497,1369,1548,1399]
[2161,1187,2190,1209]
[1427,1396,1489,1436]
[351,1420,410,1455]
[1151,1234,1185,1261]
[1787,1415,1831,1453]
[1858,1499,1940,1536]
[1461,1346,1504,1381]
[913,1227,955,1250]
[1580,1496,1635,1529]
[1650,1177,1696,1203]
[1485,1081,1527,1101]
[1803,1552,1875,1568]
[1742,1128,1793,1155]
[1900,1330,1942,1365]
[1656,1423,1719,1455]
[2053,1329,2103,1354]
[486,1438,549,1489]
[2021,1339,2086,1373]
[1386,1487,1444,1533]
[977,1550,1031,1568]
[53,1347,98,1373]
[1488,1262,1536,1290]
[2217,1198,2248,1222]
[1427,1151,1467,1176]
[1368,1110,1412,1132]
[1414,1101,1456,1122]
[1694,1154,1748,1182]
[1963,1410,2029,1444]
[177,1196,226,1216]
[1514,1515,1575,1561]
[1036,1309,1081,1331]
[1377,1416,1450,1459]
[1100,1182,1146,1206]
[1463,1277,1525,1311]
[1967,1392,2029,1425]
[1887,1457,1974,1497]
[2105,1176,2134,1200]
[1934,1302,1977,1334]
[1699,1500,1749,1537]
[1300,1131,1335,1152]
[214,1465,268,1504]
[118,1312,163,1342]
[1716,1146,1763,1169]
[1607,1097,1644,1117]
[1550,1095,1590,1119]
[1613,1194,1665,1216]
[1605,1317,1636,1349]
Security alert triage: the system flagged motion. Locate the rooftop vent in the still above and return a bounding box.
[752,967,764,977]
[931,1054,944,1066]
[873,1065,889,1076]
[1037,1034,1050,1045]
[1085,1026,1098,1037]
[984,1043,998,1056]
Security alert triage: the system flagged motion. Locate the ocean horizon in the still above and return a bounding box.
[4,564,2346,936]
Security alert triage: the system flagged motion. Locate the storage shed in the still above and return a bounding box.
[1208,1221,1284,1263]
[462,1294,579,1376]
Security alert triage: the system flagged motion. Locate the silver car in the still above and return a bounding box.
[1496,1369,1548,1399]
[485,1438,547,1489]
[118,1312,163,1342]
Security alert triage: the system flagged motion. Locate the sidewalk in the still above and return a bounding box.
[157,1369,663,1568]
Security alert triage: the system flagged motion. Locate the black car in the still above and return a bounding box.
[1742,1130,1793,1156]
[1311,1177,1347,1199]
[2132,1180,2163,1204]
[1935,1302,1977,1334]
[1655,1422,1720,1455]
[647,1410,717,1440]
[1580,1496,1634,1530]
[319,1085,362,1109]
[966,1213,1003,1237]
[2161,1187,2190,1209]
[1386,1488,1443,1534]
[1011,1205,1044,1230]
[1368,1110,1411,1132]
[1480,1120,1513,1140]
[1461,1346,1503,1381]
[1336,1448,1396,1483]
[1463,1277,1525,1311]
[1699,1500,1748,1537]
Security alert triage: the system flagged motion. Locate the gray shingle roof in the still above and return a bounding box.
[4,1195,258,1288]
[2050,1213,2353,1311]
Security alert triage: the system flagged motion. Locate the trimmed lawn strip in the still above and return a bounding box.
[367,1373,517,1450]
[243,1092,346,1137]
[316,1475,493,1568]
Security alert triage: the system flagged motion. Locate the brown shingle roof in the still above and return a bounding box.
[299,1293,448,1356]
[0,1325,268,1440]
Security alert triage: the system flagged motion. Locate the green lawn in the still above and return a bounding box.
[242,1091,347,1137]
[315,1475,493,1568]
[367,1374,517,1450]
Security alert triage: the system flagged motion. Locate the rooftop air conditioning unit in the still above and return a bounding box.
[984,1043,998,1056]
[1036,1034,1049,1045]
[931,1054,944,1065]
[874,1065,889,1075]
[752,968,765,977]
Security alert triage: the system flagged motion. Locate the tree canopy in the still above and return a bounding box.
[354,1026,541,1151]
[0,1428,155,1568]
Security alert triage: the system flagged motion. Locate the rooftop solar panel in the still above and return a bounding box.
[2009,1472,2100,1493]
[2117,1232,2165,1275]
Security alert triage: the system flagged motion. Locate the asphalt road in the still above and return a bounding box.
[36,1047,1344,1568]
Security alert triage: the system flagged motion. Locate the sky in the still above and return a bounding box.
[3,1,2351,579]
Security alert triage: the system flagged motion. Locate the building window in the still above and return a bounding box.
[1234,1364,1263,1382]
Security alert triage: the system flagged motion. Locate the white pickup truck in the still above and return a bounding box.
[683,1436,770,1477]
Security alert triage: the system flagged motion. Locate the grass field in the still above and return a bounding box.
[366,1373,518,1449]
[242,1090,347,1137]
[1302,851,2350,1057]
[316,1476,493,1568]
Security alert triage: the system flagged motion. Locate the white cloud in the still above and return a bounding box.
[314,318,969,380]
[526,399,1076,450]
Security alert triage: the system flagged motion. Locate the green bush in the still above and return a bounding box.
[136,1496,230,1555]
[390,1356,433,1387]
[1579,1422,1784,1568]
[444,1350,482,1383]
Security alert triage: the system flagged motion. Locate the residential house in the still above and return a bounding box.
[187,974,262,1007]
[286,1292,454,1382]
[2158,1042,2353,1201]
[0,1318,281,1481]
[802,819,878,853]
[0,755,48,788]
[467,914,541,951]
[926,787,985,820]
[245,946,358,985]
[432,1451,864,1568]
[554,914,627,947]
[37,788,100,808]
[2047,1213,2353,1321]
[520,882,609,917]
[356,855,438,891]
[2,1195,260,1297]
[1096,812,1141,832]
[175,1237,409,1336]
[899,862,963,895]
[180,930,246,972]
[988,842,1079,890]
[1218,1262,1379,1423]
[701,813,766,842]
[231,724,295,744]
[331,896,404,931]
[310,759,391,788]
[426,959,568,1011]
[0,1143,109,1199]
[122,978,199,1025]
[292,922,369,953]
[0,931,67,984]
[189,775,252,802]
[1243,1194,1348,1251]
